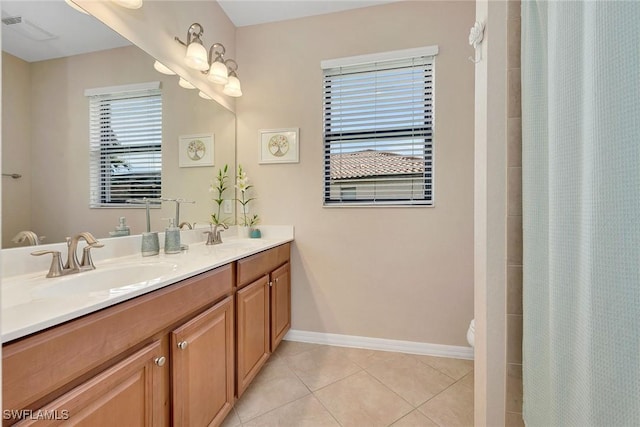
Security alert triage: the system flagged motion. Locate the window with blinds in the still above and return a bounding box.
[322,46,437,206]
[86,83,162,208]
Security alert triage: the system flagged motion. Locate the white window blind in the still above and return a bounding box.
[322,48,436,206]
[87,83,162,208]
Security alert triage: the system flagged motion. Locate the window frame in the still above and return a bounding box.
[85,82,163,208]
[321,46,438,207]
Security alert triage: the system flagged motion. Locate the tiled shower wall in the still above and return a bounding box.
[506,1,524,426]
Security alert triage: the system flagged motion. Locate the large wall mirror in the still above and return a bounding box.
[1,0,236,248]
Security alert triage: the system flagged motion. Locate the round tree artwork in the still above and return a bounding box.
[268,134,289,157]
[187,139,207,161]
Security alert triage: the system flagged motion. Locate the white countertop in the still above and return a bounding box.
[1,226,294,343]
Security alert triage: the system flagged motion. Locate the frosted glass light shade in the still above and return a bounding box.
[112,0,143,9]
[178,78,196,90]
[153,60,175,75]
[207,61,229,84]
[223,75,242,97]
[185,42,209,71]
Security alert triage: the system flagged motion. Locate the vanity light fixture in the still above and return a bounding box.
[112,0,143,9]
[223,60,243,98]
[207,44,229,85]
[175,23,243,96]
[178,77,196,90]
[175,23,209,71]
[153,60,176,75]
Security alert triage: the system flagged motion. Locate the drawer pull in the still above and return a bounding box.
[177,341,188,350]
[154,356,166,367]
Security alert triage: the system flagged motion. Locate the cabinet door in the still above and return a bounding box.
[270,262,291,352]
[171,296,234,427]
[236,275,270,397]
[15,341,166,427]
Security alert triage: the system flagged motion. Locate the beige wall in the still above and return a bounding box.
[236,1,475,346]
[3,45,235,245]
[1,53,32,247]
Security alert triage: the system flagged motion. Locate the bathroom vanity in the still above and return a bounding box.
[1,229,292,426]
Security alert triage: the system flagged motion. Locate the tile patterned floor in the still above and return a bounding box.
[221,341,474,427]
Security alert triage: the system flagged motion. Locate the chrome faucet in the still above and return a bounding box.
[31,232,104,278]
[66,232,104,271]
[178,222,194,230]
[12,231,43,246]
[204,223,228,245]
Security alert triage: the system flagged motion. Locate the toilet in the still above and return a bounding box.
[466,319,475,347]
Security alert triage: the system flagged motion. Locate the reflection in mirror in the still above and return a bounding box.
[1,0,236,248]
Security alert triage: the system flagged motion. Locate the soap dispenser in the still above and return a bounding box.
[109,216,131,237]
[140,200,159,257]
[164,218,181,254]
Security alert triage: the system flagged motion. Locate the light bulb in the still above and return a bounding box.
[207,61,229,85]
[153,61,175,75]
[223,75,242,97]
[179,78,196,90]
[185,42,209,71]
[112,0,143,9]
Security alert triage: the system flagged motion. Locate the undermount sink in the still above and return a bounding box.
[2,261,175,310]
[215,239,265,250]
[33,261,179,299]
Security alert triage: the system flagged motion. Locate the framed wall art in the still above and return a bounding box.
[179,134,214,167]
[259,128,299,164]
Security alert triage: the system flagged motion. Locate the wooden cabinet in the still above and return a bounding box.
[236,244,291,397]
[171,296,234,427]
[270,262,291,352]
[3,264,233,427]
[236,275,270,396]
[16,341,165,427]
[2,242,292,426]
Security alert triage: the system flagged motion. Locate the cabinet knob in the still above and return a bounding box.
[154,356,166,367]
[177,341,188,350]
[275,278,279,284]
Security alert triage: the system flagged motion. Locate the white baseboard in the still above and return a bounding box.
[284,329,474,360]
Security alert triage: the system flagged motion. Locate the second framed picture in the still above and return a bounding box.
[179,134,214,168]
[259,128,299,164]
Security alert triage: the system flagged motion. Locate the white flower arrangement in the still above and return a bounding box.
[236,165,259,227]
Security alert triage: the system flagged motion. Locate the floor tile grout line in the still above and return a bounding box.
[360,368,419,413]
[238,393,324,426]
[362,361,454,410]
[417,369,474,409]
[281,346,367,393]
[309,391,346,427]
[409,353,473,383]
[234,362,311,424]
[305,368,363,394]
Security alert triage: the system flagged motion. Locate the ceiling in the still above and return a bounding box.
[1,0,131,62]
[217,0,399,27]
[1,0,397,63]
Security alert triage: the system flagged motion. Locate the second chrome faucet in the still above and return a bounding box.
[32,232,104,278]
[204,223,228,245]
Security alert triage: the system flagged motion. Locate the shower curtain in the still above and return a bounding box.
[521,1,640,426]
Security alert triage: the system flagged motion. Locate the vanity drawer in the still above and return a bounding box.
[2,264,233,414]
[237,243,290,288]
